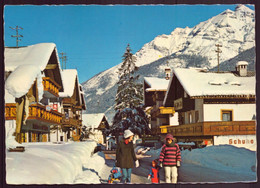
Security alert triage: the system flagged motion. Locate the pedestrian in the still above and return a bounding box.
[147,159,160,184]
[159,134,181,183]
[115,129,139,183]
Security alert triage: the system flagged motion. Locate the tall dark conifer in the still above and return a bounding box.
[104,44,151,138]
[114,44,143,110]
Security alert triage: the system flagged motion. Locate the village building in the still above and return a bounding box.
[58,69,86,142]
[163,61,256,151]
[82,113,109,144]
[143,76,178,135]
[5,43,64,143]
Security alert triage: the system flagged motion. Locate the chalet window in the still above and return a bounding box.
[221,110,233,121]
[189,112,192,124]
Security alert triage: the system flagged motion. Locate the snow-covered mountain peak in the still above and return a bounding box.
[235,4,254,14]
[82,6,255,121]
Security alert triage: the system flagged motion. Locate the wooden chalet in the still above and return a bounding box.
[143,77,176,135]
[163,62,256,150]
[82,113,109,144]
[59,69,86,142]
[5,43,64,143]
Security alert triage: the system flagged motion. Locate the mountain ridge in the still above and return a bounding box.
[81,5,255,123]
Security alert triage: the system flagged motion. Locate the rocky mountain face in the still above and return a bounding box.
[81,5,255,123]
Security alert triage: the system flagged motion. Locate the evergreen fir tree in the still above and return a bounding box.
[104,44,151,138]
[114,44,143,110]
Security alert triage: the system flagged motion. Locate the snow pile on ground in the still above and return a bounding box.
[5,126,22,149]
[181,145,256,176]
[142,144,257,182]
[74,152,106,184]
[6,140,97,184]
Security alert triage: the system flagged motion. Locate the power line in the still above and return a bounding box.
[215,44,222,73]
[9,25,23,47]
[59,52,68,70]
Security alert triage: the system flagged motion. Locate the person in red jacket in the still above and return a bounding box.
[147,159,160,183]
[159,134,181,183]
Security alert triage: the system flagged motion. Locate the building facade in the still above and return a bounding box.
[163,62,256,150]
[5,43,64,143]
[143,77,177,135]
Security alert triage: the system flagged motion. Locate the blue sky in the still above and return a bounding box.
[4,4,254,83]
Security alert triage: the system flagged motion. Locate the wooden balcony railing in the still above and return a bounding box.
[62,98,77,106]
[61,117,81,127]
[42,77,61,97]
[5,103,62,124]
[166,121,256,137]
[5,103,17,120]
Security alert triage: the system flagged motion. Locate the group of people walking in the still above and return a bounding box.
[115,129,181,184]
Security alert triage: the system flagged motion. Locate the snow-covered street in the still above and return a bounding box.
[5,139,257,185]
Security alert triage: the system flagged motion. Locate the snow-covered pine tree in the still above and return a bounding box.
[114,44,143,110]
[104,44,151,138]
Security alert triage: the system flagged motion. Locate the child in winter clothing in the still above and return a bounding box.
[108,166,122,183]
[147,159,160,183]
[159,134,181,183]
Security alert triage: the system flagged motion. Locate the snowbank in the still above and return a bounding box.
[143,144,257,182]
[6,141,97,184]
[74,152,105,184]
[182,145,256,176]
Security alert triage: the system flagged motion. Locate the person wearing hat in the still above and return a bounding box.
[115,129,139,183]
[159,134,181,183]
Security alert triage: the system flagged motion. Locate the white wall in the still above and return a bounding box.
[203,103,256,121]
[89,130,104,143]
[214,135,256,151]
[50,126,67,142]
[170,112,179,126]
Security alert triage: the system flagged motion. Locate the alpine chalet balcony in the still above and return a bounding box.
[42,77,61,98]
[165,121,256,136]
[5,103,62,124]
[61,116,81,127]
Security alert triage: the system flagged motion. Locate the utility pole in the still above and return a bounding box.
[9,26,23,47]
[59,52,67,70]
[215,44,222,73]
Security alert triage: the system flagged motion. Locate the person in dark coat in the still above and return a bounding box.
[116,129,139,183]
[159,134,181,183]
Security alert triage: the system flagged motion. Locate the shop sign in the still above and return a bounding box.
[46,105,51,111]
[53,104,58,111]
[214,135,256,151]
[161,128,167,133]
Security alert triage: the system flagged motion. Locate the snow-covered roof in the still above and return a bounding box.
[59,69,78,98]
[82,113,107,130]
[5,64,44,98]
[4,43,63,98]
[144,77,170,91]
[169,68,255,98]
[236,61,248,66]
[5,43,57,71]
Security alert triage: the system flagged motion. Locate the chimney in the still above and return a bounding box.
[165,67,171,80]
[236,61,248,77]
